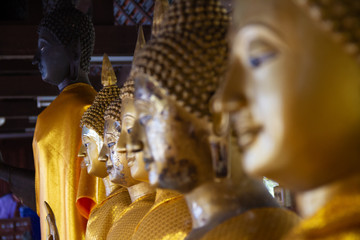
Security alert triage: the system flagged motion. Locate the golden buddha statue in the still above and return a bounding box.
[79,54,131,240]
[212,0,360,239]
[100,27,157,240]
[31,1,102,239]
[108,21,193,240]
[132,0,300,239]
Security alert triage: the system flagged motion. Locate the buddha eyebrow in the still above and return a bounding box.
[241,21,285,42]
[39,38,50,45]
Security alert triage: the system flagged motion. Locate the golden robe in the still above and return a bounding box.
[132,189,192,240]
[33,83,102,240]
[85,187,131,240]
[106,192,156,240]
[200,208,301,240]
[285,194,360,240]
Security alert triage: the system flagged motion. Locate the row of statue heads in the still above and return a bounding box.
[33,0,360,239]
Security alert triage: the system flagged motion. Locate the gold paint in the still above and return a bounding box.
[106,191,156,240]
[151,0,169,38]
[133,0,229,120]
[44,201,59,240]
[79,126,107,178]
[213,0,360,238]
[80,56,121,138]
[200,208,301,240]
[33,83,99,240]
[134,26,146,62]
[85,187,131,240]
[286,192,360,239]
[132,189,192,240]
[101,53,117,87]
[127,181,155,203]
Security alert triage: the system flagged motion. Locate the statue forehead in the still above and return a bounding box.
[82,126,101,140]
[38,28,62,45]
[234,0,298,28]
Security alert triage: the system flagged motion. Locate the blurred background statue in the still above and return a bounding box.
[213,0,360,238]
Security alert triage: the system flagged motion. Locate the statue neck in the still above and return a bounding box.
[185,180,242,230]
[154,188,180,205]
[185,178,278,230]
[58,70,91,92]
[127,182,155,203]
[103,176,123,196]
[297,173,360,218]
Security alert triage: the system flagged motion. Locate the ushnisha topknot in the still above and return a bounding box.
[293,0,360,60]
[132,0,229,120]
[80,54,121,138]
[120,26,146,101]
[38,0,95,72]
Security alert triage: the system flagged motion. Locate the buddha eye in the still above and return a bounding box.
[139,115,152,126]
[84,143,89,148]
[249,52,277,68]
[247,39,278,69]
[127,128,133,134]
[108,142,115,148]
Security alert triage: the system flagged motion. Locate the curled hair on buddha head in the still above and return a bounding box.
[133,0,230,121]
[104,97,122,124]
[38,0,95,72]
[293,0,360,60]
[80,54,121,138]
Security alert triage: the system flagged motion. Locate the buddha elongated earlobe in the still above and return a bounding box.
[69,62,79,81]
[209,134,230,179]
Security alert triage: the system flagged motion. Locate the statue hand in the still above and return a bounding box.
[44,201,59,240]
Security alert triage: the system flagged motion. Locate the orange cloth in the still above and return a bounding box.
[77,169,106,219]
[200,208,301,240]
[285,194,360,240]
[33,83,100,240]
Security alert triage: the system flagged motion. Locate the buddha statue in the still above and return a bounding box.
[31,0,102,239]
[78,54,131,240]
[100,27,157,240]
[132,0,300,239]
[110,22,193,240]
[212,0,360,238]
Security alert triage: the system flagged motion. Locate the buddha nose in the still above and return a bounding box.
[78,145,87,158]
[211,57,247,114]
[116,132,127,153]
[98,144,108,162]
[32,51,40,65]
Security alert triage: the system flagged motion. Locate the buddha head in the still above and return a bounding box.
[212,0,360,191]
[101,27,148,185]
[132,0,229,193]
[32,0,94,87]
[79,54,121,178]
[102,94,142,187]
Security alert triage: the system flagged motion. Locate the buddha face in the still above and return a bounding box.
[79,126,108,178]
[134,75,213,193]
[121,97,149,182]
[213,0,360,191]
[33,28,74,86]
[104,118,139,187]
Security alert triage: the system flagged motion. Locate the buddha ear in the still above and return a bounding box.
[68,38,81,80]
